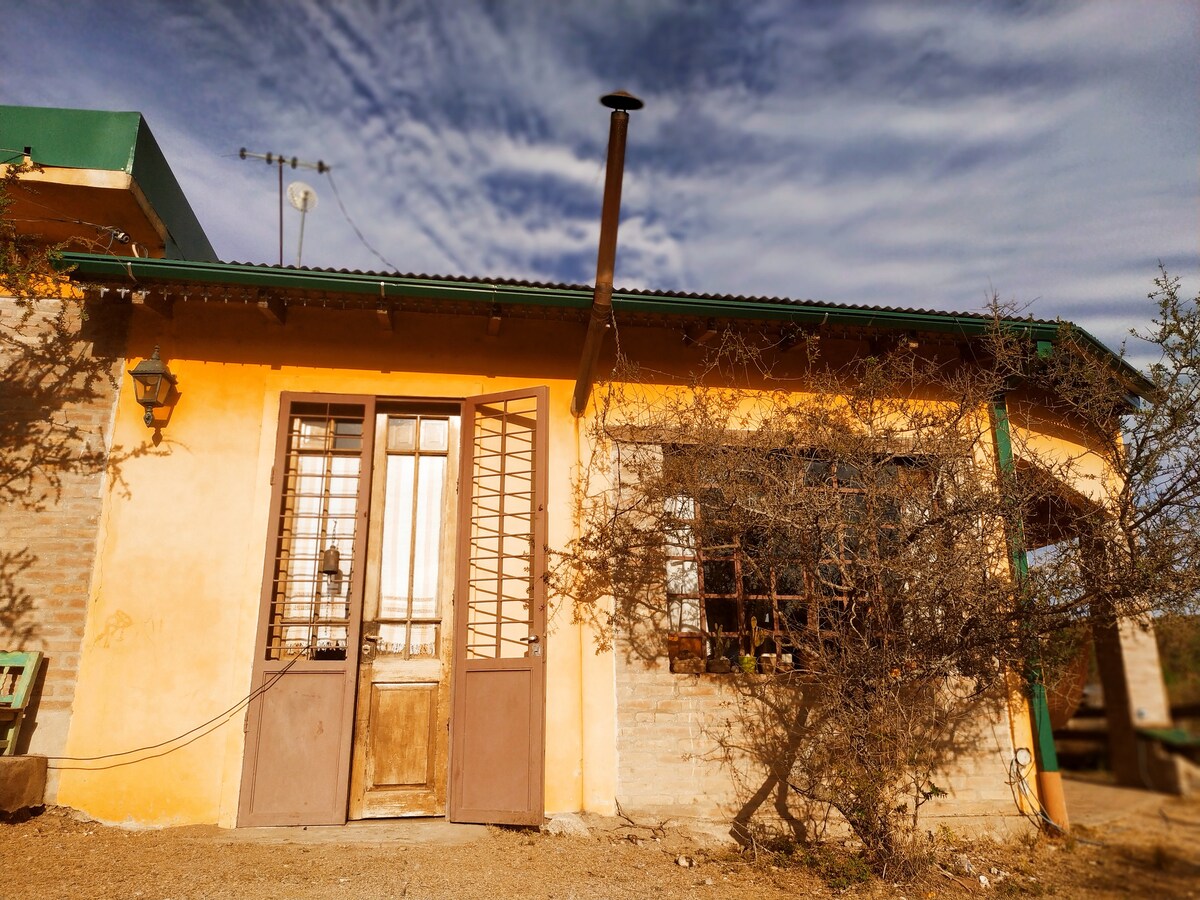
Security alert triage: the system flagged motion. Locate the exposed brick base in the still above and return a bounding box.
[614,642,1032,837]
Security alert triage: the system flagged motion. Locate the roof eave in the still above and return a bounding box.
[61,251,1150,396]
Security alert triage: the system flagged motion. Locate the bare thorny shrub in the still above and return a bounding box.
[0,162,131,644]
[1019,269,1200,632]
[550,275,1200,876]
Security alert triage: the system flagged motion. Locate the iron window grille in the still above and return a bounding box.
[662,446,934,661]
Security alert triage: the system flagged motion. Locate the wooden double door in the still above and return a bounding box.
[237,389,547,827]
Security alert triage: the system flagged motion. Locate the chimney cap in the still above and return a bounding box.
[600,90,644,111]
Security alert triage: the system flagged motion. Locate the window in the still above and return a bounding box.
[662,446,931,660]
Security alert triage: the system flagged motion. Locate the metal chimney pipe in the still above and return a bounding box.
[570,90,644,417]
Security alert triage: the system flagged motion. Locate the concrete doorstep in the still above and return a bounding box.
[213,818,488,846]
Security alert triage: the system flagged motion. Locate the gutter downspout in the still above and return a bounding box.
[571,90,643,418]
[991,394,1070,833]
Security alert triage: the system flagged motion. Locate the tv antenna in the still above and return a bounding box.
[238,148,328,265]
[287,182,318,266]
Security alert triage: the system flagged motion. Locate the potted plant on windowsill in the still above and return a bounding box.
[670,649,705,674]
[705,626,732,674]
[667,631,704,663]
[739,615,768,675]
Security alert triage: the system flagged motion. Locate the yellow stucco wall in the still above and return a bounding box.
[57,302,617,826]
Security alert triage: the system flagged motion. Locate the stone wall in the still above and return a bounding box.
[0,294,127,794]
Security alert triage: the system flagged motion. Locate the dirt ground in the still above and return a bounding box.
[3,783,1198,899]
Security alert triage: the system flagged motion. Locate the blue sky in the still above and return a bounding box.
[5,1,1197,362]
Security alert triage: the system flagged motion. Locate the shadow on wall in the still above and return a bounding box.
[0,292,148,756]
[0,297,126,509]
[0,548,38,647]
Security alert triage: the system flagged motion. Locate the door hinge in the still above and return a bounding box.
[269,465,276,486]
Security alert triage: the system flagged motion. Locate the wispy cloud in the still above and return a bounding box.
[3,0,1196,360]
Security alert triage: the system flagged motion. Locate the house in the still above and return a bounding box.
[1,104,1184,832]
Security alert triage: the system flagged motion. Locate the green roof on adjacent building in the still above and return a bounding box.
[0,105,216,262]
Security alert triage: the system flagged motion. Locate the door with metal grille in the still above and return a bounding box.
[449,387,548,825]
[238,394,375,827]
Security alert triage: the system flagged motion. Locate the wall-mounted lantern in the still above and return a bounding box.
[129,346,177,427]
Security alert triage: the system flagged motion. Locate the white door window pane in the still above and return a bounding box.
[419,418,449,452]
[409,624,438,657]
[377,623,409,655]
[374,414,454,659]
[410,456,445,618]
[380,455,416,619]
[387,417,417,451]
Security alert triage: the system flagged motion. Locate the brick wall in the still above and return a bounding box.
[615,653,748,821]
[0,294,126,786]
[614,631,1032,837]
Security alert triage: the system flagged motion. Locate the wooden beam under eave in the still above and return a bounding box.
[376,303,395,332]
[683,318,719,346]
[777,324,822,353]
[257,296,286,325]
[131,289,174,319]
[777,325,802,352]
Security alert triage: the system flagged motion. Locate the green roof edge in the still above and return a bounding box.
[0,106,142,171]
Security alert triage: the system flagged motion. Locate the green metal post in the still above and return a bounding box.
[991,396,1061,777]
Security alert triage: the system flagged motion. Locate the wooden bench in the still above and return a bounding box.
[0,651,44,756]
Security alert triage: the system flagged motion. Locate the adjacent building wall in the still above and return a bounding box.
[0,294,127,799]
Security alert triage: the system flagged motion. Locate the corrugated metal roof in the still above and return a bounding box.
[218,258,1056,327]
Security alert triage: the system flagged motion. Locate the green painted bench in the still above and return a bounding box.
[1138,725,1200,765]
[0,651,44,756]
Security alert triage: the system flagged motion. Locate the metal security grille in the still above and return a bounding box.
[462,394,542,659]
[664,451,931,655]
[264,402,368,660]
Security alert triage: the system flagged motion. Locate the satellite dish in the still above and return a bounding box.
[286,182,319,265]
[287,181,318,212]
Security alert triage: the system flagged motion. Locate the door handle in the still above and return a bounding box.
[360,633,378,660]
[520,634,542,656]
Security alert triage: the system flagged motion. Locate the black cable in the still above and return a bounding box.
[44,647,313,769]
[324,168,400,273]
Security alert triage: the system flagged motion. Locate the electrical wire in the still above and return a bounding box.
[5,194,131,252]
[1008,756,1063,833]
[324,168,400,273]
[1006,755,1105,845]
[44,647,313,770]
